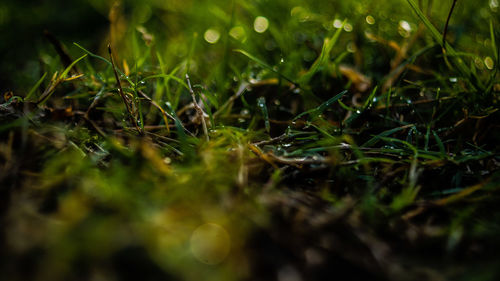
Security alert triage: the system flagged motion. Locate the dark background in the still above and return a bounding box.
[0,0,108,92]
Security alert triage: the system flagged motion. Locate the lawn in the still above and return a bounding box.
[0,0,499,280]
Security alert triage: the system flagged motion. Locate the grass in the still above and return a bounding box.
[0,0,499,280]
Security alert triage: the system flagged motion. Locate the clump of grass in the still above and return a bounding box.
[0,0,499,280]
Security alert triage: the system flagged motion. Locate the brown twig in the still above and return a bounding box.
[186,74,209,141]
[251,134,290,147]
[108,44,143,135]
[138,90,172,134]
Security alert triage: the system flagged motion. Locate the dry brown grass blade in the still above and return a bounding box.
[434,180,488,206]
[248,144,279,169]
[138,90,171,134]
[403,178,492,220]
[108,44,143,135]
[186,74,209,141]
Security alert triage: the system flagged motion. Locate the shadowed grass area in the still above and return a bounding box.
[0,0,499,280]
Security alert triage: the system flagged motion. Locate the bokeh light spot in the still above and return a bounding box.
[398,20,412,38]
[333,19,343,29]
[254,16,269,33]
[366,15,375,25]
[485,57,495,70]
[190,223,231,265]
[229,26,246,41]
[344,23,353,32]
[204,29,220,44]
[490,0,499,11]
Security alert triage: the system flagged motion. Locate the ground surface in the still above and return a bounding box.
[1,1,499,280]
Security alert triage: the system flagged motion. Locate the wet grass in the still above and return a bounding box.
[0,0,499,280]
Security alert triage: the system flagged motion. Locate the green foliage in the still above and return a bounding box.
[0,0,499,280]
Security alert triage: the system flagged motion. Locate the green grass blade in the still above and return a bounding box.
[74,43,136,87]
[142,74,189,90]
[432,130,446,155]
[299,20,345,85]
[405,0,480,89]
[361,124,413,147]
[60,54,87,79]
[363,86,378,110]
[405,0,443,45]
[25,72,47,101]
[490,20,498,61]
[74,42,112,67]
[293,90,348,121]
[257,97,270,134]
[234,49,297,85]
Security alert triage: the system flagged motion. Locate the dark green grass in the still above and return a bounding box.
[0,0,499,280]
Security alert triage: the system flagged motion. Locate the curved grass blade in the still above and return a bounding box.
[234,49,297,85]
[25,72,47,101]
[405,0,483,90]
[299,19,345,85]
[37,55,87,105]
[60,54,87,79]
[361,124,413,147]
[293,90,348,121]
[442,0,458,47]
[74,43,136,87]
[142,74,189,90]
[432,130,446,155]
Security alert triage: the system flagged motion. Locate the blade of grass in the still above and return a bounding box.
[138,90,171,134]
[108,44,142,135]
[164,102,196,158]
[186,74,209,141]
[74,42,136,87]
[442,0,458,47]
[234,49,297,85]
[60,54,87,79]
[257,97,270,134]
[361,124,414,147]
[491,21,499,62]
[37,55,87,105]
[133,61,144,132]
[485,20,499,92]
[25,72,47,101]
[142,74,189,90]
[432,130,446,155]
[299,19,345,85]
[293,90,348,121]
[424,125,431,151]
[405,0,482,90]
[362,86,378,110]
